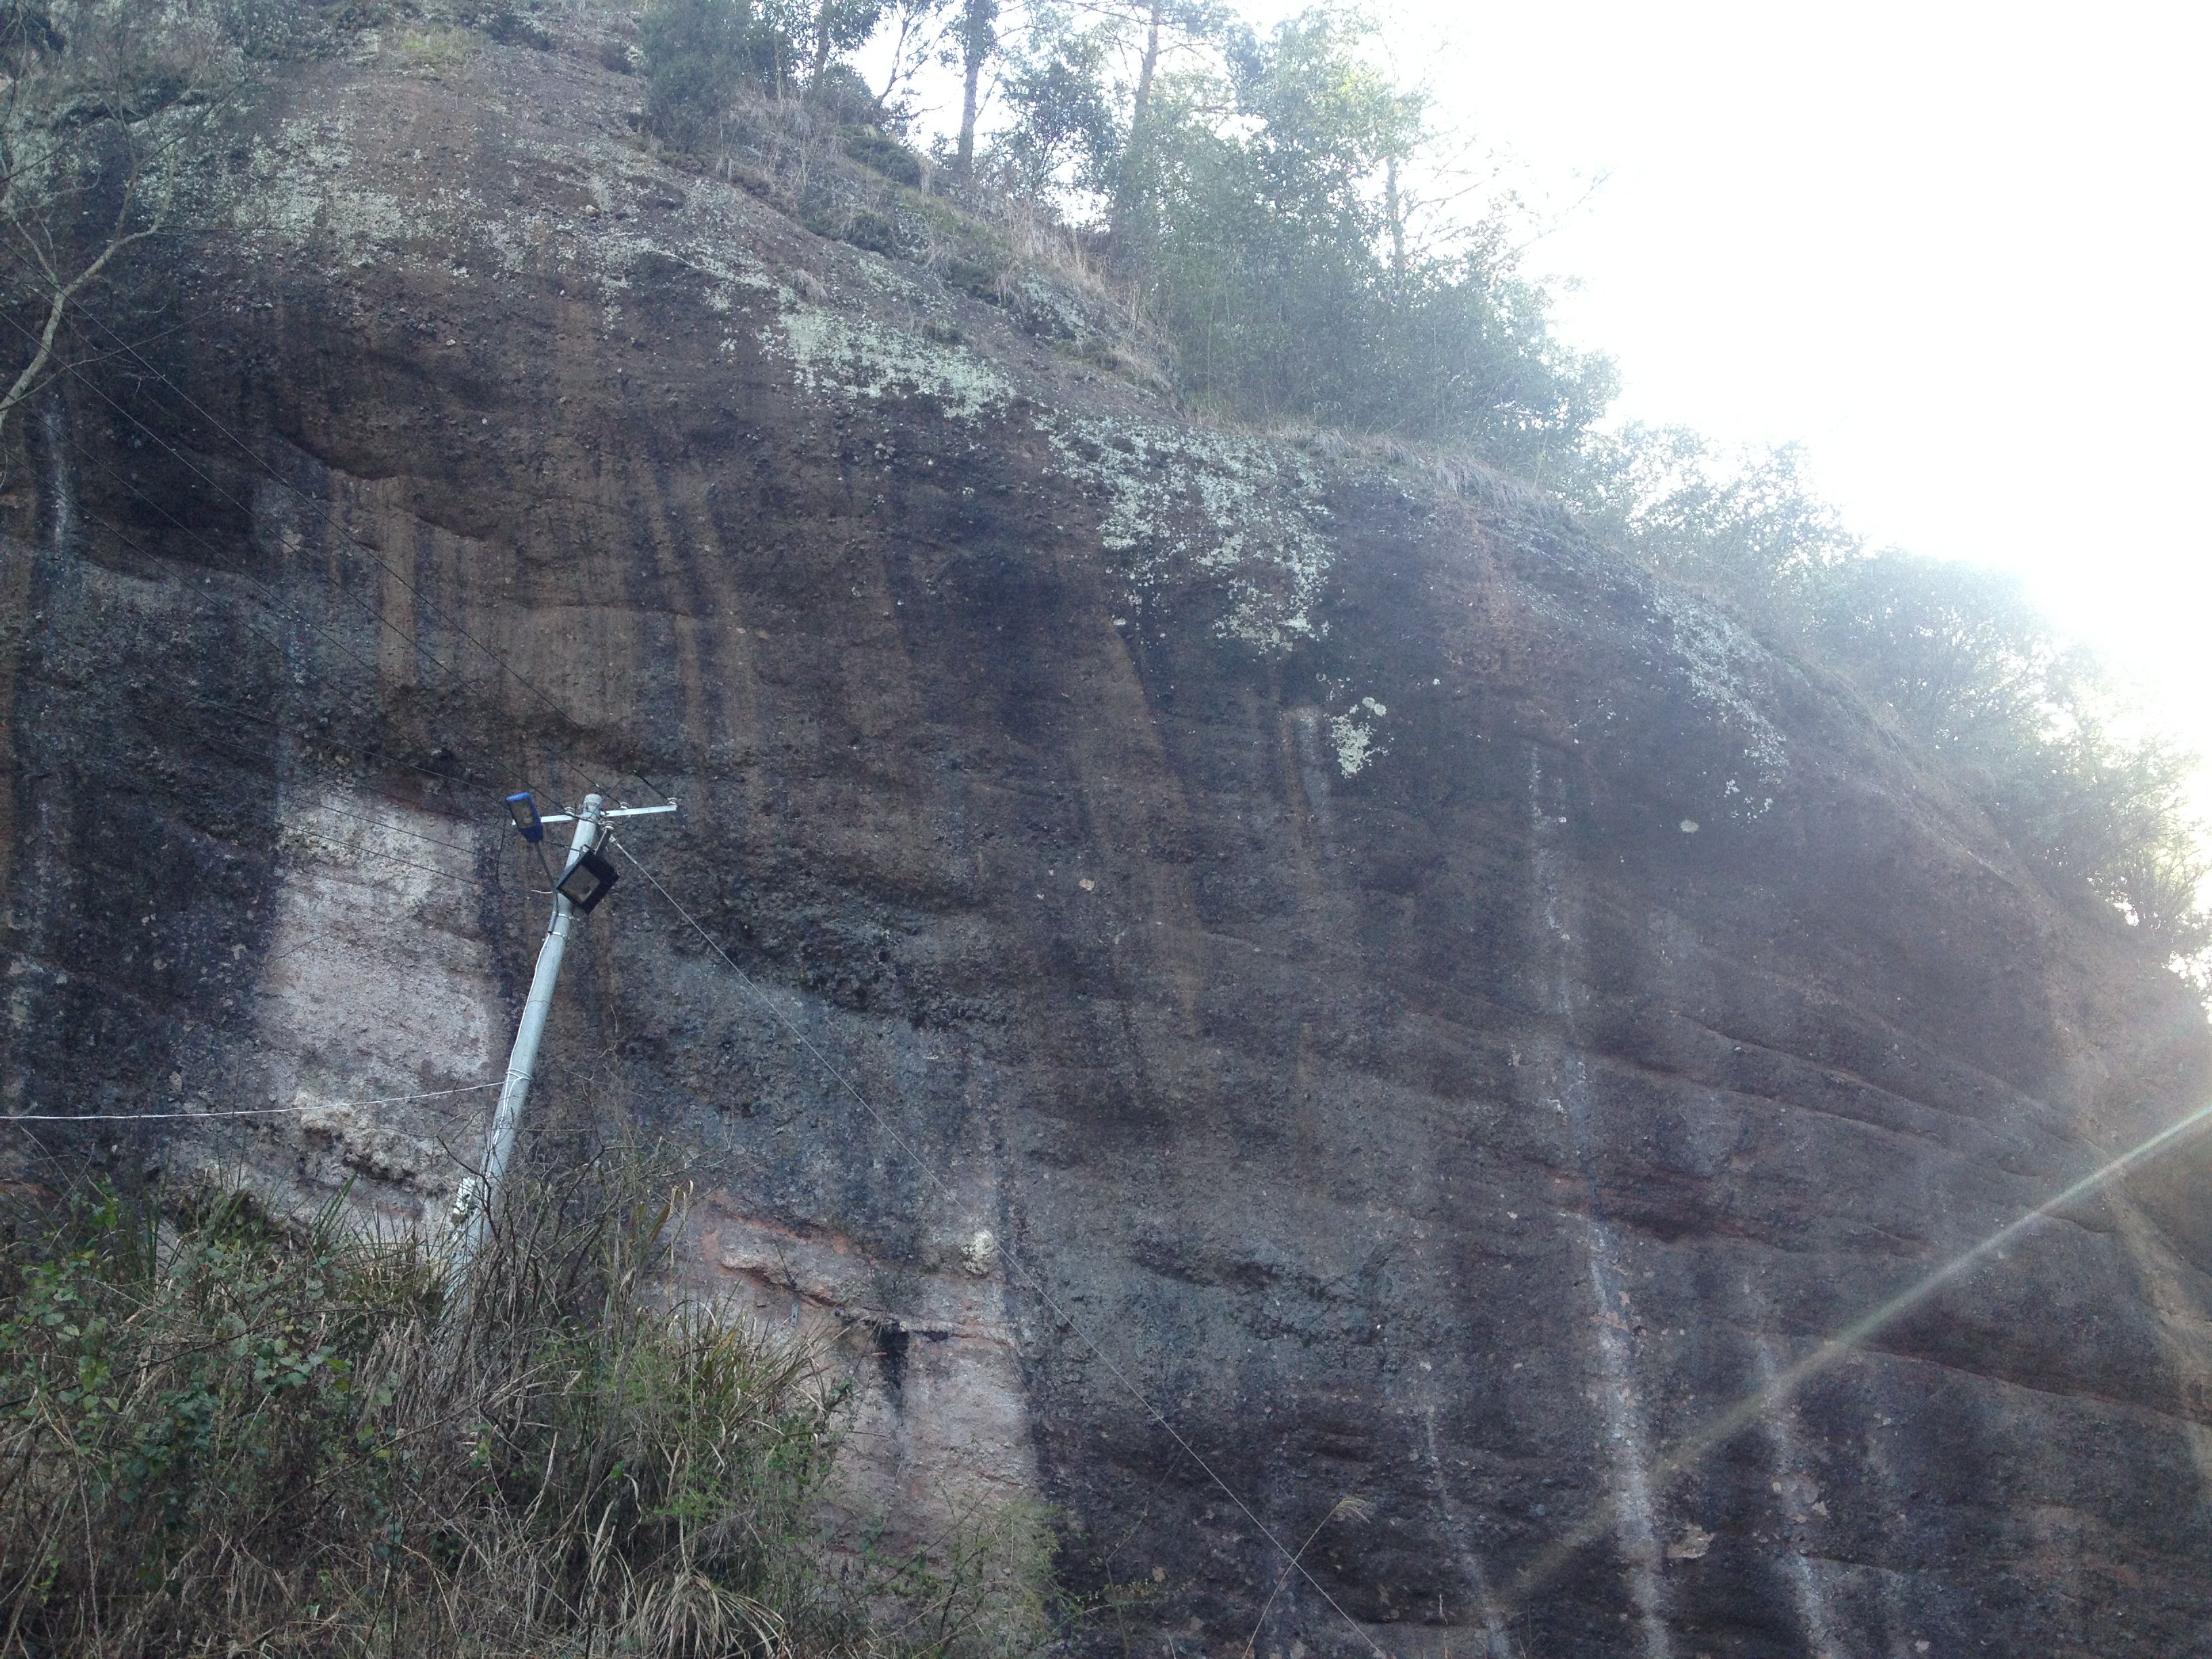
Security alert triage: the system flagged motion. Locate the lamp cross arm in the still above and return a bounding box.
[539,801,680,824]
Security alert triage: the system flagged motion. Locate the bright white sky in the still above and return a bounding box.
[886,1,2212,762]
[1257,0,2212,762]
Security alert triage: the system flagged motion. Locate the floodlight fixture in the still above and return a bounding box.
[506,792,545,843]
[556,848,619,913]
[457,789,680,1289]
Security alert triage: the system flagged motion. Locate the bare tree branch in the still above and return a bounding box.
[0,1,237,444]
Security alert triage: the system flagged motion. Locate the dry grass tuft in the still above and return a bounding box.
[0,1152,1054,1658]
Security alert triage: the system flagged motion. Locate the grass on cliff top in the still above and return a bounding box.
[0,1155,1053,1659]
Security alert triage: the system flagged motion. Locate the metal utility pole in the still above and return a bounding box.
[452,790,676,1282]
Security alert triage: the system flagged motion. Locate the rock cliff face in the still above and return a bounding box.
[5,13,2212,1657]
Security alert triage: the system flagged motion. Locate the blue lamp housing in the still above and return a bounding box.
[506,791,545,843]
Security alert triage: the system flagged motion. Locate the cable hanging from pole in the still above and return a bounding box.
[30,385,576,819]
[4,1081,504,1123]
[604,834,1394,1659]
[45,301,671,808]
[13,259,1411,1659]
[24,338,586,806]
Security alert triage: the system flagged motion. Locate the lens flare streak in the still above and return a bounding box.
[1504,1093,2212,1612]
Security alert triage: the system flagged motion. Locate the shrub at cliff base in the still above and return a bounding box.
[0,1162,1050,1658]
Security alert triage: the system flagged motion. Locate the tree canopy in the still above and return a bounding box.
[1568,427,2209,956]
[476,0,2212,970]
[984,4,1616,464]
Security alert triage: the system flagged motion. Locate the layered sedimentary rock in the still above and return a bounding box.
[4,12,2211,1656]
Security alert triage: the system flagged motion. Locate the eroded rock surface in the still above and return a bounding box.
[5,14,2211,1656]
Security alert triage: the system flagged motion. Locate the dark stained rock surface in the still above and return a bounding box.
[5,14,2211,1657]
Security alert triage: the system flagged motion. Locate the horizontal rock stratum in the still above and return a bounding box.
[4,11,2210,1657]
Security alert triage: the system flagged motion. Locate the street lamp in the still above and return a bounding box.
[506,791,545,843]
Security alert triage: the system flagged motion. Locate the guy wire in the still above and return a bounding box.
[607,834,1395,1659]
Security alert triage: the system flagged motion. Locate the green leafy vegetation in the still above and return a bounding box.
[1570,426,2209,955]
[641,1,1613,459]
[12,1,2198,954]
[641,0,795,146]
[948,3,2205,959]
[398,22,475,73]
[1111,10,1613,466]
[623,0,2209,962]
[642,0,899,143]
[0,1160,1054,1657]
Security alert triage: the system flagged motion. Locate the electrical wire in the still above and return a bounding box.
[26,306,472,684]
[47,301,226,374]
[30,491,544,880]
[121,659,571,868]
[25,268,1390,1653]
[11,499,550,1119]
[167,676,553,805]
[43,356,486,706]
[10,309,573,812]
[286,832,471,888]
[304,798,482,858]
[34,410,571,817]
[607,835,1392,1659]
[4,1081,502,1123]
[52,433,476,734]
[55,304,670,808]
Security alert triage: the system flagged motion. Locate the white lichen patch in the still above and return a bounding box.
[183,55,1342,657]
[1015,276,1091,340]
[764,306,1009,420]
[215,112,415,258]
[961,1228,1000,1275]
[834,247,931,302]
[1650,590,1789,781]
[1330,712,1385,777]
[1047,418,1336,655]
[178,82,783,325]
[1721,777,1774,820]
